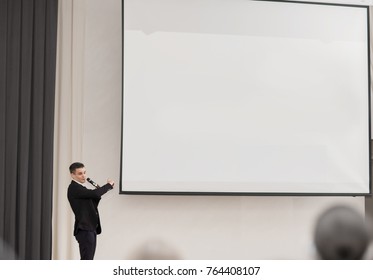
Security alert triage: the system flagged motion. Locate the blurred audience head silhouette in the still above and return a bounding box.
[314,205,370,260]
[0,238,17,260]
[129,238,181,260]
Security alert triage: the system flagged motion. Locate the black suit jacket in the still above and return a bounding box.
[67,180,113,236]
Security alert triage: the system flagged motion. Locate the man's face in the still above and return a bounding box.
[71,167,87,184]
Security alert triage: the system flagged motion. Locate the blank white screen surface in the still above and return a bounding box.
[121,0,370,195]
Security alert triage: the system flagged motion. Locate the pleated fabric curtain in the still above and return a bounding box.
[0,0,58,259]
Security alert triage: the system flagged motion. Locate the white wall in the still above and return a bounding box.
[53,0,367,260]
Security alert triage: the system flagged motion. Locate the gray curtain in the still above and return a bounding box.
[0,0,58,259]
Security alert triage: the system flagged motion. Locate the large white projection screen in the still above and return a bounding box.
[121,0,371,195]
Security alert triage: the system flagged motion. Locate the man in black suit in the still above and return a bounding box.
[67,162,114,260]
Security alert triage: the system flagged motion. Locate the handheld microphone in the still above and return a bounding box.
[87,177,100,189]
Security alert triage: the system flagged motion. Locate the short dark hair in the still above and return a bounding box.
[314,205,369,260]
[69,162,85,174]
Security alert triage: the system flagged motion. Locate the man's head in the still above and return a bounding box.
[69,162,86,184]
[314,205,370,260]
